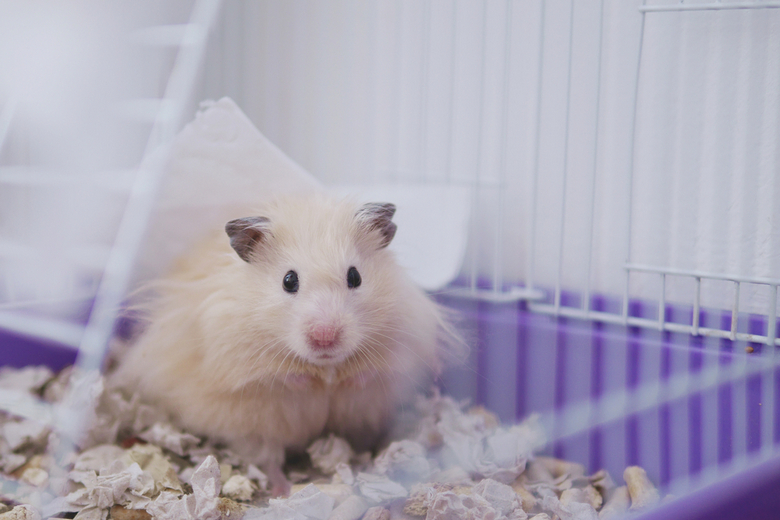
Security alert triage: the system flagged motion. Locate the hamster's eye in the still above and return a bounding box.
[347,266,361,289]
[283,270,299,293]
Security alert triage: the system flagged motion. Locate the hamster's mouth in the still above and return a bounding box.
[307,350,347,366]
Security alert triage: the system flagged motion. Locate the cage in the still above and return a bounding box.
[1,0,779,519]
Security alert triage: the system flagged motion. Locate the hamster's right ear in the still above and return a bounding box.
[355,202,397,249]
[225,216,271,262]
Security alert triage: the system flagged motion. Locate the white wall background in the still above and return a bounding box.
[0,1,196,310]
[194,0,780,314]
[1,0,779,318]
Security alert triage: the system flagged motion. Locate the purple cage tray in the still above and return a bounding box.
[2,292,780,519]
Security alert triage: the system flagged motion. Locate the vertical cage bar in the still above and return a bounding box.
[492,0,514,295]
[730,281,740,341]
[69,0,223,439]
[527,0,546,292]
[390,0,403,181]
[445,0,457,183]
[623,270,631,322]
[623,7,647,323]
[760,368,775,455]
[553,0,576,314]
[367,0,379,183]
[693,276,701,335]
[658,273,666,330]
[768,284,778,347]
[468,0,489,291]
[762,284,778,456]
[761,357,776,456]
[583,0,606,314]
[419,0,431,181]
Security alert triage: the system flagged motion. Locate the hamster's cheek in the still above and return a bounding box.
[285,335,314,360]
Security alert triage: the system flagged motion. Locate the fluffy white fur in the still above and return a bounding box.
[113,194,461,492]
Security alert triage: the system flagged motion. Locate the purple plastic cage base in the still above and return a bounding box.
[636,455,780,520]
[0,330,77,373]
[434,284,780,520]
[1,285,779,519]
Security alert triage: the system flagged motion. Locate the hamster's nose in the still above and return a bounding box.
[308,323,341,349]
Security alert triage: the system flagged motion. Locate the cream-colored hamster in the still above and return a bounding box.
[114,193,462,495]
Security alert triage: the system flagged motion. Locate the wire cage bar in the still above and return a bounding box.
[639,1,780,13]
[0,1,778,518]
[0,0,223,502]
[525,0,780,351]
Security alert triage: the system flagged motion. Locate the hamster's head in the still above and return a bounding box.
[225,195,405,371]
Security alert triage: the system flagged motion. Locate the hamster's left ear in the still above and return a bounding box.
[355,202,397,249]
[225,216,271,262]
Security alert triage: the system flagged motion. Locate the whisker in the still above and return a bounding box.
[270,348,297,391]
[239,336,285,406]
[364,324,479,379]
[363,329,439,376]
[356,347,391,401]
[360,337,421,388]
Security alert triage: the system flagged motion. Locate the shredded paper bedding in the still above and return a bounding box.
[0,366,660,520]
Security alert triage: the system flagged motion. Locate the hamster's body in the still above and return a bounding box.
[114,194,460,493]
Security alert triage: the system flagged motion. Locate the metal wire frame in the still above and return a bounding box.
[527,1,780,497]
[526,0,780,346]
[538,330,780,497]
[419,1,780,352]
[0,1,775,512]
[639,1,780,13]
[0,0,223,508]
[532,267,780,348]
[0,5,222,348]
[72,0,222,377]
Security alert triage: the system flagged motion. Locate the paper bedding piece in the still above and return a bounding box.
[134,97,469,292]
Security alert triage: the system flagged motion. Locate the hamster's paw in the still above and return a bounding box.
[266,464,291,497]
[231,438,289,495]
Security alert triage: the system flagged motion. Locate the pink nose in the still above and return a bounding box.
[308,324,341,349]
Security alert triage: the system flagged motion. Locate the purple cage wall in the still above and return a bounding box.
[436,290,780,520]
[2,291,780,519]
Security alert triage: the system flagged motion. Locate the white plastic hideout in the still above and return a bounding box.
[135,97,470,292]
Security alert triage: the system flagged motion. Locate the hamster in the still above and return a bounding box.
[113,193,462,495]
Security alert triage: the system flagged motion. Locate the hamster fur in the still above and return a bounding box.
[113,194,462,494]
